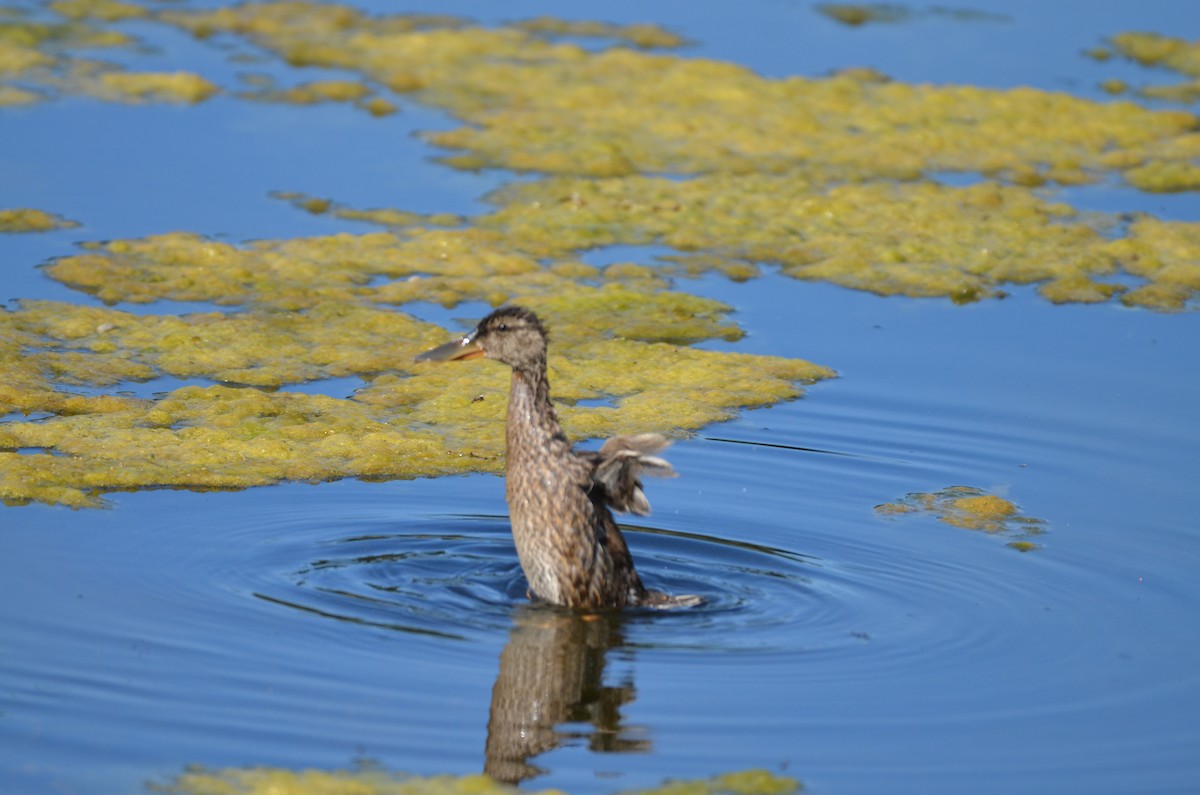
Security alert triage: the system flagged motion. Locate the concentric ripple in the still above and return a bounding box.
[244,513,834,648]
[209,489,1053,666]
[225,496,1064,670]
[60,467,1195,731]
[260,518,528,639]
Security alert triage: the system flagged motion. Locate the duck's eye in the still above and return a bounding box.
[497,322,508,331]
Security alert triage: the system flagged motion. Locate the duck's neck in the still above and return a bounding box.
[507,364,571,464]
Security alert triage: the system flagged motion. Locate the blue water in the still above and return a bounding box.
[3,2,1200,794]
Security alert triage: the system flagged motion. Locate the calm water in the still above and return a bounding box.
[3,2,1200,794]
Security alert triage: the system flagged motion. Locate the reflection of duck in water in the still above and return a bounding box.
[416,306,700,610]
[483,606,642,783]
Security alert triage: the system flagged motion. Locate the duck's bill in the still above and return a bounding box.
[414,332,484,362]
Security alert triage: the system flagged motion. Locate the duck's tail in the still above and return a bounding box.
[592,433,678,516]
[638,589,705,609]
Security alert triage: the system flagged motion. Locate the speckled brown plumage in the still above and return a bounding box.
[415,306,698,610]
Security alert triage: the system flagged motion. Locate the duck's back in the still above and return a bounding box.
[506,447,644,609]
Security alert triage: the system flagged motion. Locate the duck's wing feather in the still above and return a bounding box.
[582,433,678,516]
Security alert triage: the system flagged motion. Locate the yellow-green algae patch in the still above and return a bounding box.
[237,77,397,115]
[816,4,909,26]
[817,4,1007,26]
[154,767,800,795]
[0,7,221,105]
[272,191,464,229]
[48,0,147,22]
[419,58,1198,184]
[480,174,1200,309]
[1110,32,1200,78]
[47,229,466,308]
[6,1,1200,304]
[244,77,370,103]
[1138,81,1200,105]
[43,223,766,340]
[0,13,137,56]
[0,207,79,232]
[273,176,1200,311]
[1102,32,1200,110]
[1,246,833,506]
[11,0,1200,192]
[52,173,1200,311]
[89,69,218,104]
[1123,159,1200,193]
[875,486,1047,550]
[0,38,54,76]
[1108,217,1200,310]
[144,1,1200,188]
[512,17,688,49]
[0,83,40,104]
[8,299,440,387]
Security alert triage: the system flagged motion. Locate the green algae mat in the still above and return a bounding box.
[1,232,833,507]
[3,0,1200,507]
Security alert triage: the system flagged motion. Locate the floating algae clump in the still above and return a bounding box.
[0,6,221,105]
[244,77,370,103]
[475,176,1142,305]
[271,191,464,228]
[91,70,218,103]
[266,177,1200,311]
[0,38,54,76]
[144,1,1200,186]
[10,0,1200,192]
[1108,217,1200,310]
[0,83,42,105]
[1109,32,1200,78]
[45,228,642,311]
[1101,32,1200,112]
[48,0,146,22]
[2,228,833,507]
[8,1,1200,306]
[875,486,1047,551]
[419,57,1198,184]
[816,3,910,26]
[149,0,1200,281]
[155,766,801,795]
[1124,159,1200,193]
[512,16,688,49]
[8,3,1200,505]
[237,77,396,115]
[0,207,78,232]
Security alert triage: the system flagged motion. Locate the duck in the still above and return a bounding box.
[415,306,699,610]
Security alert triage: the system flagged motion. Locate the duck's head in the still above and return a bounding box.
[414,305,548,371]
